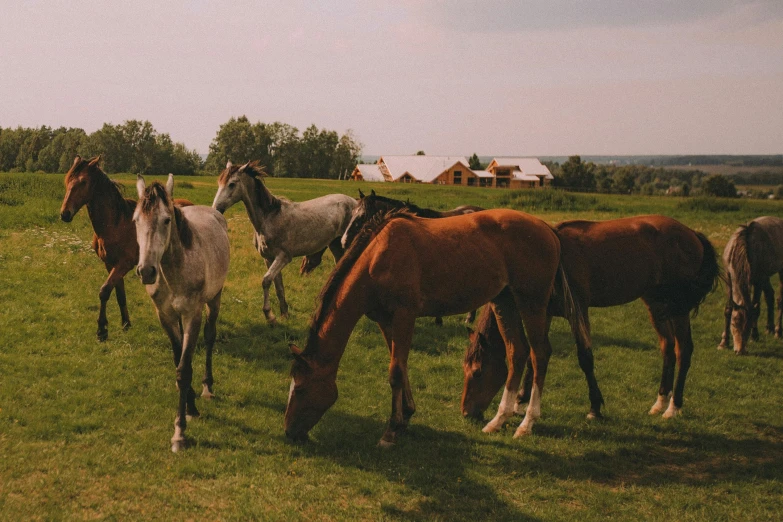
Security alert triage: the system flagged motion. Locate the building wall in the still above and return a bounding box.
[431,163,477,186]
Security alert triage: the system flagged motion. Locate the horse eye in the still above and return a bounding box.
[163,217,171,225]
[228,182,236,189]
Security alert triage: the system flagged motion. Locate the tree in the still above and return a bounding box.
[415,150,425,156]
[556,155,596,190]
[204,116,273,174]
[701,174,738,198]
[612,167,636,194]
[330,130,363,180]
[468,153,481,170]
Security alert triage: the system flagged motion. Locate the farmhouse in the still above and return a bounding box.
[351,155,553,188]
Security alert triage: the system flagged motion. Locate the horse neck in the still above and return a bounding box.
[86,191,125,237]
[308,271,371,369]
[159,222,187,283]
[240,178,278,235]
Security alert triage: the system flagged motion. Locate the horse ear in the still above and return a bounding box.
[370,189,376,197]
[88,154,101,167]
[136,174,146,198]
[166,173,174,197]
[72,155,82,167]
[358,189,365,199]
[466,326,476,341]
[226,161,233,170]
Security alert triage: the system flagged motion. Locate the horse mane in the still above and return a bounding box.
[303,209,416,359]
[241,161,284,214]
[727,222,753,308]
[363,193,442,218]
[69,160,133,225]
[139,182,193,248]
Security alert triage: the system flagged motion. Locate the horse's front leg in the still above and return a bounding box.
[201,290,222,399]
[751,284,762,341]
[378,310,417,447]
[172,312,202,453]
[664,314,694,419]
[761,279,775,335]
[514,309,553,437]
[718,275,733,350]
[483,293,527,434]
[96,265,126,341]
[262,253,290,324]
[157,309,198,417]
[114,277,131,330]
[776,271,783,338]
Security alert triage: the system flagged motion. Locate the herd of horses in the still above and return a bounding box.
[58,155,783,452]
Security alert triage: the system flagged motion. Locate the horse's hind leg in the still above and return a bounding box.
[776,271,783,338]
[483,291,528,434]
[300,248,326,275]
[663,314,694,418]
[172,312,203,453]
[514,308,553,438]
[465,309,477,324]
[751,283,762,341]
[646,303,676,415]
[573,313,604,420]
[761,278,775,335]
[115,277,131,330]
[262,253,290,324]
[202,290,222,399]
[718,274,733,350]
[96,265,125,341]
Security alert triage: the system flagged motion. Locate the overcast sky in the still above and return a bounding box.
[1,0,782,156]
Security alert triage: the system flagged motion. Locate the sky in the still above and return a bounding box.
[1,0,782,156]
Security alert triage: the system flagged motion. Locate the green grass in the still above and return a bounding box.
[1,172,783,520]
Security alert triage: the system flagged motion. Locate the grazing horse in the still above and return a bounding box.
[339,189,484,325]
[59,155,192,340]
[462,215,720,422]
[135,175,230,452]
[285,209,587,445]
[212,161,356,325]
[719,216,783,355]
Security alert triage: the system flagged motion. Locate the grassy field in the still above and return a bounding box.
[1,173,783,520]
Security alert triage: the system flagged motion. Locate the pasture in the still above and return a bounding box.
[1,173,782,520]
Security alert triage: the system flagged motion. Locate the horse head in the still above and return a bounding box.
[284,344,338,442]
[60,155,102,222]
[461,311,508,420]
[134,175,176,285]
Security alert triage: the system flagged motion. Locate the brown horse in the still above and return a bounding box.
[285,209,587,445]
[462,215,720,422]
[60,156,191,340]
[338,189,485,325]
[719,216,783,354]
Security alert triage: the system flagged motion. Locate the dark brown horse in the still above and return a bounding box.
[338,189,484,325]
[285,209,587,445]
[719,216,783,354]
[60,156,191,340]
[462,215,720,422]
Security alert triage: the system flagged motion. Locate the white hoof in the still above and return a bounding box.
[201,385,215,399]
[513,424,533,438]
[482,420,502,433]
[586,411,598,420]
[377,439,395,449]
[662,399,681,419]
[171,438,184,452]
[649,394,669,415]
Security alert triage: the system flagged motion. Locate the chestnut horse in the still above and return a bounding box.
[339,189,484,325]
[719,216,783,354]
[60,155,191,340]
[285,209,588,445]
[462,215,720,422]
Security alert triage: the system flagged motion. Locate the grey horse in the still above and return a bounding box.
[212,161,356,324]
[719,216,783,354]
[135,174,230,452]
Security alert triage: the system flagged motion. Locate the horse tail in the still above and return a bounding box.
[556,261,590,350]
[687,231,723,316]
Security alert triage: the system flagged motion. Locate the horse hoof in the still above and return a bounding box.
[97,330,108,342]
[378,438,396,449]
[662,407,681,419]
[185,414,198,422]
[280,312,290,321]
[171,438,185,453]
[734,349,747,356]
[717,344,727,350]
[482,422,500,434]
[513,425,532,438]
[586,411,603,421]
[201,386,215,399]
[122,321,131,331]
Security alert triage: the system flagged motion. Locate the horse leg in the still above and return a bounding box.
[202,290,222,399]
[751,283,762,341]
[172,312,202,453]
[434,316,443,326]
[114,277,131,330]
[663,314,694,419]
[465,309,477,324]
[718,274,733,350]
[157,309,198,418]
[573,312,604,420]
[378,310,416,447]
[515,357,534,415]
[273,272,288,320]
[776,271,783,338]
[762,278,775,335]
[514,309,553,437]
[262,253,290,324]
[646,304,676,415]
[96,265,125,341]
[483,292,527,434]
[300,248,326,275]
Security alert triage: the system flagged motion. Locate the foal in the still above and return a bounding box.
[135,175,230,452]
[212,161,356,324]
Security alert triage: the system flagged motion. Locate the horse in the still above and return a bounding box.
[212,161,357,325]
[718,216,783,355]
[285,209,588,445]
[135,174,230,452]
[462,215,720,423]
[59,155,192,341]
[339,189,484,325]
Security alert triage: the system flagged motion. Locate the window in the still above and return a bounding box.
[467,178,475,186]
[453,170,462,185]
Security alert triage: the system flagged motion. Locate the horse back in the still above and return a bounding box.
[749,217,783,275]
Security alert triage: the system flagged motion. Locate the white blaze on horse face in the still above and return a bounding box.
[341,206,365,248]
[213,173,243,213]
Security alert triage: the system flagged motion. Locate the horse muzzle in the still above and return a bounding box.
[137,265,157,285]
[60,210,73,222]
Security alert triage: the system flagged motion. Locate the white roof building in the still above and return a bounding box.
[379,155,470,183]
[352,164,386,182]
[489,157,554,181]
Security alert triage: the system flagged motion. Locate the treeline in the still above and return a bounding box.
[648,155,783,168]
[0,116,362,179]
[548,155,742,197]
